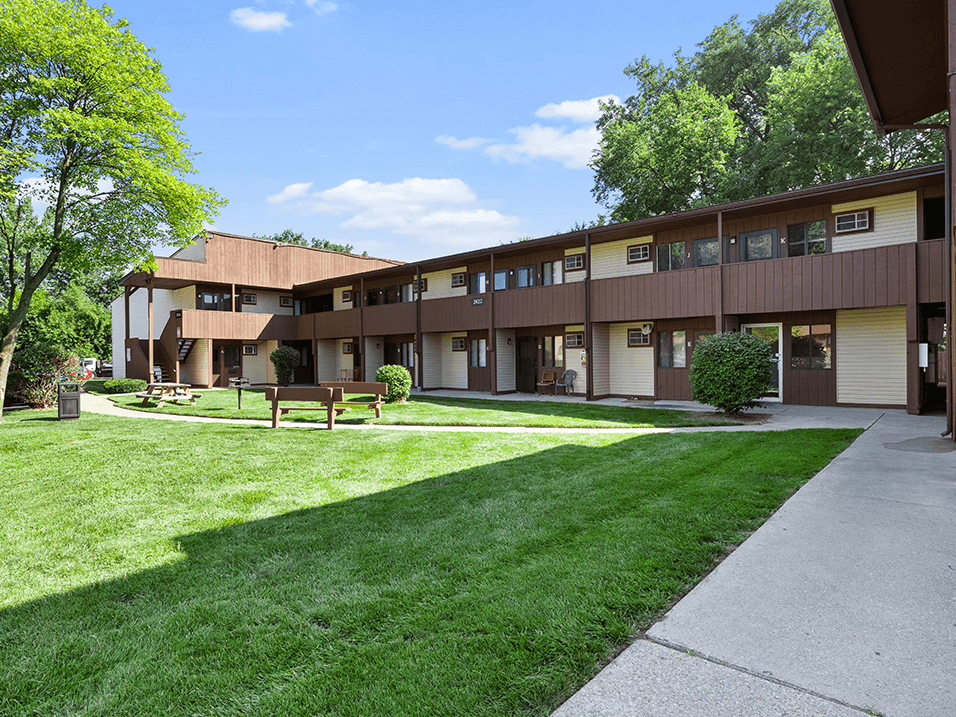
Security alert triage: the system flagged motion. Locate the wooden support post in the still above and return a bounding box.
[147,278,154,382]
[716,210,725,333]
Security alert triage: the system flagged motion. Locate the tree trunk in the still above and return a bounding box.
[0,294,30,423]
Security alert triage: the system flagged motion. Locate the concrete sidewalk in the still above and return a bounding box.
[554,411,955,717]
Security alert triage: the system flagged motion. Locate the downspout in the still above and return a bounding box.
[585,232,593,401]
[416,265,423,391]
[489,252,496,395]
[945,127,953,437]
[359,276,365,382]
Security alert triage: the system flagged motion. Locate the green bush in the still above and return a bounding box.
[689,332,775,414]
[103,378,148,394]
[270,345,300,387]
[376,364,412,403]
[8,342,76,408]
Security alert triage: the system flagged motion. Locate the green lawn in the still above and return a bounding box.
[109,389,743,428]
[0,410,860,716]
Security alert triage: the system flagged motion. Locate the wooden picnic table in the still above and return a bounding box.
[137,382,202,408]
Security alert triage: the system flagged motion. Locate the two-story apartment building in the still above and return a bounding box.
[113,164,950,416]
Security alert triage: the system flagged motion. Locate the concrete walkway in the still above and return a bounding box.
[554,410,956,717]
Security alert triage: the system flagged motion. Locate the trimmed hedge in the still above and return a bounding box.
[689,332,775,414]
[376,365,412,403]
[103,378,148,394]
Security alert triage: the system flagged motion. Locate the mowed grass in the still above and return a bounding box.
[109,389,741,428]
[0,410,860,716]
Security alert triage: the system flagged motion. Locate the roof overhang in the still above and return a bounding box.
[831,0,947,132]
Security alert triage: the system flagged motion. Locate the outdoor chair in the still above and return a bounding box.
[536,371,556,395]
[555,370,576,396]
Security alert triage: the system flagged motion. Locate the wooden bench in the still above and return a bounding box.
[319,381,388,418]
[265,386,345,429]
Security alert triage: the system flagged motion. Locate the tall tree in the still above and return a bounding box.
[591,0,945,222]
[0,0,224,420]
[254,229,358,255]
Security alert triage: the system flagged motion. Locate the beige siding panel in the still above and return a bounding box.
[590,237,654,280]
[241,291,294,316]
[831,192,917,252]
[496,329,516,392]
[180,338,209,386]
[338,340,354,380]
[365,337,384,380]
[169,286,196,311]
[609,323,655,397]
[836,306,907,405]
[422,334,443,389]
[423,267,467,300]
[315,340,339,382]
[441,333,469,388]
[333,285,353,311]
[563,246,587,283]
[591,324,610,396]
[241,340,278,384]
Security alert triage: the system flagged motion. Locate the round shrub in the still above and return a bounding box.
[270,345,300,386]
[103,378,148,394]
[376,364,412,403]
[689,332,775,414]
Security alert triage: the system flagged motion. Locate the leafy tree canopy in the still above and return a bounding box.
[254,229,367,256]
[591,0,945,223]
[0,0,225,419]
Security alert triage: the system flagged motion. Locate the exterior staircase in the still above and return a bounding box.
[178,339,195,363]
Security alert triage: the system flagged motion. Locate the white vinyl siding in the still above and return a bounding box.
[422,267,467,300]
[334,286,353,310]
[590,236,654,280]
[591,324,610,396]
[563,324,587,395]
[441,333,468,388]
[496,330,516,392]
[180,338,209,386]
[836,307,907,405]
[563,247,586,283]
[169,237,206,261]
[831,192,917,252]
[609,323,655,397]
[339,340,354,380]
[315,340,339,382]
[422,334,443,389]
[365,337,384,380]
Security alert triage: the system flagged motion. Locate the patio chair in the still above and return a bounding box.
[555,369,576,396]
[536,371,556,395]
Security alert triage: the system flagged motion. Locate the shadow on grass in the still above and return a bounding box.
[0,428,859,717]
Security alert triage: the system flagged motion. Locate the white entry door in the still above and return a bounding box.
[742,323,783,402]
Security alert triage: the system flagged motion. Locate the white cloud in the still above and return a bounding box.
[535,95,619,123]
[230,8,291,32]
[267,182,313,204]
[268,177,521,246]
[486,124,600,169]
[435,135,493,150]
[306,0,338,14]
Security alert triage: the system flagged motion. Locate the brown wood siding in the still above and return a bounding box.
[493,283,585,328]
[152,233,398,290]
[420,295,490,332]
[296,314,314,340]
[363,302,417,336]
[180,309,297,341]
[313,308,361,339]
[916,238,947,303]
[591,266,719,323]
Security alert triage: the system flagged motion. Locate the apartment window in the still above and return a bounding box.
[494,269,508,291]
[470,338,487,368]
[657,330,687,368]
[365,289,380,306]
[565,254,585,272]
[469,271,487,294]
[199,292,220,311]
[627,244,650,263]
[791,324,832,369]
[400,342,415,368]
[543,336,565,368]
[451,272,466,288]
[542,260,563,285]
[787,220,827,257]
[343,342,353,354]
[657,242,686,271]
[242,293,257,305]
[383,286,399,304]
[416,278,428,293]
[835,210,871,233]
[627,328,651,346]
[342,290,352,303]
[516,265,535,288]
[693,237,719,267]
[451,337,466,351]
[740,228,777,262]
[279,296,293,308]
[566,332,584,348]
[243,344,257,355]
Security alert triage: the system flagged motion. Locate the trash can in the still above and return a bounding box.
[57,381,81,420]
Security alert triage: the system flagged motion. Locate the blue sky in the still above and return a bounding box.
[106,0,780,263]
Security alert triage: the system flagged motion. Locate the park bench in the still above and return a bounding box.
[264,386,345,429]
[319,381,388,418]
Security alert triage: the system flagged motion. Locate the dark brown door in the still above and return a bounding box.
[516,337,537,392]
[468,331,490,392]
[292,342,313,384]
[216,345,241,387]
